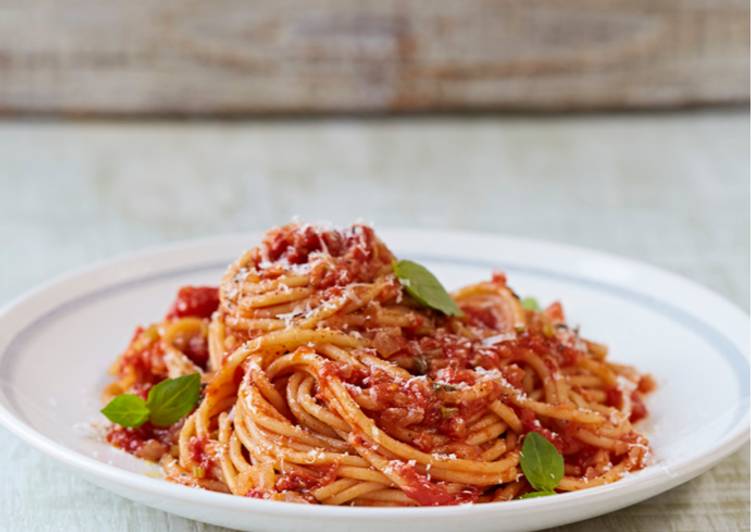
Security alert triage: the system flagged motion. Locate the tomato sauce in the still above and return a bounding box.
[188,435,215,475]
[165,286,220,320]
[629,392,648,423]
[105,422,177,461]
[116,327,167,386]
[605,387,623,409]
[390,461,479,506]
[115,285,217,391]
[605,386,649,423]
[543,301,566,323]
[275,464,339,492]
[499,364,525,389]
[462,305,500,329]
[256,224,391,289]
[171,331,210,368]
[518,407,564,451]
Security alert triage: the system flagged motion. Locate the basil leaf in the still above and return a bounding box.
[146,373,201,427]
[101,394,149,428]
[519,490,555,499]
[520,432,564,492]
[393,260,463,317]
[521,297,541,311]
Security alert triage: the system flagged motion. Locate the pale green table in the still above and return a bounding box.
[1,110,748,531]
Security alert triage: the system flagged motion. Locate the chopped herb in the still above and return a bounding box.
[439,406,459,418]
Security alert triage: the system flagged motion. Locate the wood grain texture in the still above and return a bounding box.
[0,110,748,530]
[0,0,748,116]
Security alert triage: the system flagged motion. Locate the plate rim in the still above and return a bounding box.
[0,228,748,521]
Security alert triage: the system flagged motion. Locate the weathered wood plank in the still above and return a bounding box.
[0,0,747,115]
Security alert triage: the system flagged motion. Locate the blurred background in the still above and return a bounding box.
[1,1,748,531]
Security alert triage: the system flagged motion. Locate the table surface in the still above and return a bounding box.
[1,110,748,532]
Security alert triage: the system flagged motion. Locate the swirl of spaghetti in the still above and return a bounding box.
[103,223,655,505]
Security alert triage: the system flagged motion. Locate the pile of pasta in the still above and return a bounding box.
[103,223,654,505]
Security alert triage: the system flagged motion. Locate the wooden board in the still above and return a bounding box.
[0,0,748,116]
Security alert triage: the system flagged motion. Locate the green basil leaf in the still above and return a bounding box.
[393,260,463,317]
[521,297,541,311]
[101,394,150,428]
[519,490,555,499]
[520,432,564,492]
[146,373,201,427]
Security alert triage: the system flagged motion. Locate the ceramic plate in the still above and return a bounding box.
[0,230,748,532]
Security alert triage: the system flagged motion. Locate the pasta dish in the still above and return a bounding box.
[101,223,654,505]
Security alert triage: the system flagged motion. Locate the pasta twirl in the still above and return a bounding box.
[102,223,655,505]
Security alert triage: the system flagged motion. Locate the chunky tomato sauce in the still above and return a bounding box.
[275,464,339,492]
[171,330,211,368]
[116,327,167,386]
[605,386,650,423]
[629,393,648,423]
[462,305,501,329]
[106,422,178,461]
[113,285,217,390]
[188,435,215,475]
[322,358,502,450]
[165,285,220,320]
[251,224,392,289]
[390,460,479,506]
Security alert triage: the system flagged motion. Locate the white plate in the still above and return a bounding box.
[0,229,748,532]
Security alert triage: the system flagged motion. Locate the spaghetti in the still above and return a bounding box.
[102,223,655,505]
